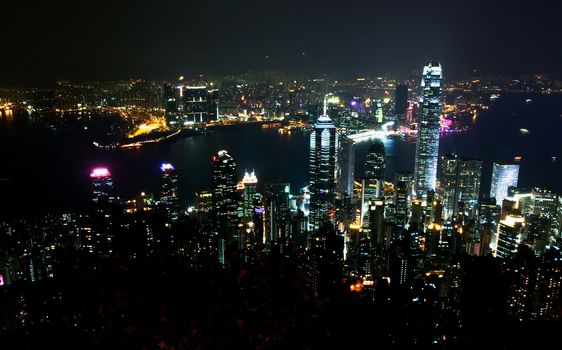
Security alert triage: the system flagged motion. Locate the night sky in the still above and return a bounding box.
[3,0,562,85]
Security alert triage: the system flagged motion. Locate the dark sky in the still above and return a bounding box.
[3,0,562,85]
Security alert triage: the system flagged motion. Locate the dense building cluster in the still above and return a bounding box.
[1,64,562,348]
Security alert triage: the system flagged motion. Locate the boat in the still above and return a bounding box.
[519,128,530,134]
[490,94,500,100]
[525,98,532,103]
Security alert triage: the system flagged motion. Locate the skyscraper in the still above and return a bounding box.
[211,150,239,240]
[361,140,385,227]
[90,167,113,203]
[440,154,482,219]
[395,171,413,228]
[264,183,291,244]
[365,140,386,180]
[414,61,443,198]
[496,214,525,259]
[490,161,520,205]
[242,170,258,220]
[337,136,355,196]
[159,162,179,221]
[530,187,558,239]
[183,86,210,123]
[309,102,339,231]
[395,84,408,122]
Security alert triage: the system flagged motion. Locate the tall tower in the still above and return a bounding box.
[90,167,113,203]
[440,154,482,220]
[160,162,179,221]
[309,98,339,231]
[496,214,525,259]
[242,170,258,220]
[414,61,443,198]
[490,161,520,205]
[361,140,386,227]
[337,136,355,196]
[395,171,413,228]
[211,150,239,239]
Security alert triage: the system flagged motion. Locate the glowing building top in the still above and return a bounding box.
[160,162,175,172]
[90,167,110,178]
[242,170,258,184]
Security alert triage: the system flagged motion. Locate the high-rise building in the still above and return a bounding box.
[478,198,501,255]
[159,163,179,220]
[309,104,339,231]
[496,214,525,259]
[165,85,219,126]
[264,183,291,244]
[554,196,562,236]
[183,86,210,123]
[337,136,355,196]
[242,170,258,220]
[365,140,386,180]
[535,248,562,320]
[414,61,443,198]
[394,171,413,228]
[195,190,213,222]
[440,154,482,219]
[530,187,558,238]
[211,150,239,240]
[490,161,520,205]
[395,84,408,122]
[361,140,386,227]
[90,167,113,203]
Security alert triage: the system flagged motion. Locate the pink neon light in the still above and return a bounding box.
[90,167,110,177]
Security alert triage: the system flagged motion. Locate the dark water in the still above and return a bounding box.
[1,93,561,216]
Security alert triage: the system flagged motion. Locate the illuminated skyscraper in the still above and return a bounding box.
[90,167,113,203]
[496,214,525,259]
[395,171,413,228]
[361,140,385,227]
[365,140,386,181]
[337,136,355,196]
[490,161,520,205]
[183,86,210,123]
[242,170,258,220]
[530,187,558,239]
[440,154,482,219]
[160,163,179,220]
[211,150,239,239]
[309,101,339,231]
[414,61,443,198]
[195,190,213,222]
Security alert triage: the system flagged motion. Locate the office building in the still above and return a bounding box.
[414,61,443,197]
[159,162,179,220]
[90,167,113,203]
[211,150,239,239]
[395,171,413,228]
[496,214,525,259]
[490,161,520,205]
[309,104,339,231]
[440,154,482,219]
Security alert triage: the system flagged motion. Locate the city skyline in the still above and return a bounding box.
[1,2,562,347]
